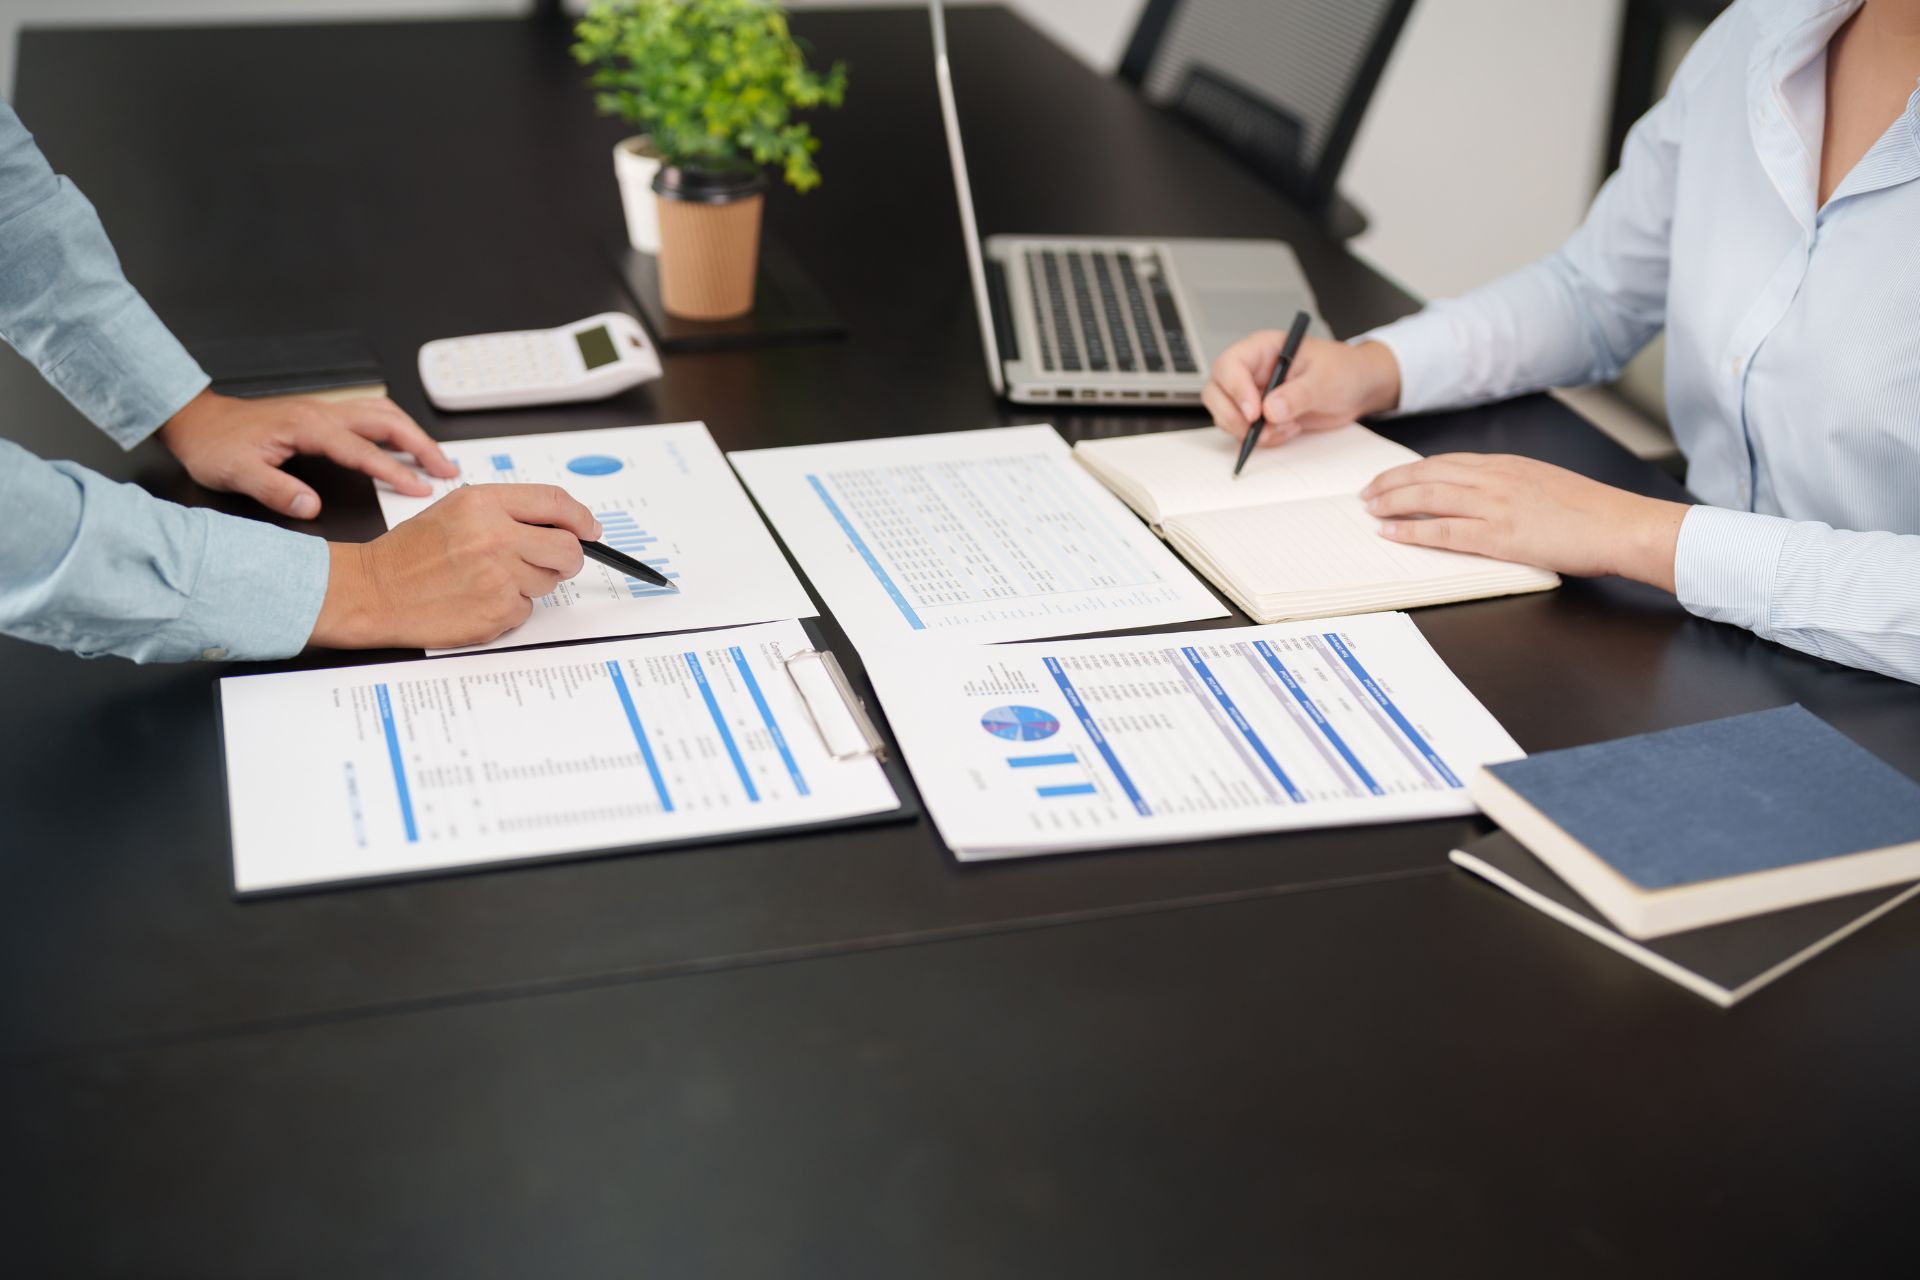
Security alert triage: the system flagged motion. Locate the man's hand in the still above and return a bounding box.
[1203,334,1402,446]
[157,389,458,519]
[310,485,601,650]
[1362,453,1690,590]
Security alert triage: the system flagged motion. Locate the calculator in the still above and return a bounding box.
[417,312,662,411]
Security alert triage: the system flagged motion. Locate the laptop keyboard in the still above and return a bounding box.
[1024,245,1196,378]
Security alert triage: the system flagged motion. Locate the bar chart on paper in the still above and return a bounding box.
[594,509,679,599]
[862,611,1527,860]
[375,422,815,652]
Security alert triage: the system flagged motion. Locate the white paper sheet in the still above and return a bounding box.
[377,422,816,653]
[220,621,899,893]
[859,611,1522,860]
[727,425,1227,651]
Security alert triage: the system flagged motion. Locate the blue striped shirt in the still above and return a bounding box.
[1363,0,1920,685]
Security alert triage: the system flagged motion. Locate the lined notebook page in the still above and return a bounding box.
[1074,425,1417,523]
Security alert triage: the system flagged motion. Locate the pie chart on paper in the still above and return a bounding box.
[981,705,1061,742]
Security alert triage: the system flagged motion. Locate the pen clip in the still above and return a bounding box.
[781,648,889,763]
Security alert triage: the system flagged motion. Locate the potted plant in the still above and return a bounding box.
[573,0,847,321]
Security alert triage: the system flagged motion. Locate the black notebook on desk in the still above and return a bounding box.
[187,330,386,400]
[216,620,917,897]
[1452,831,1920,1007]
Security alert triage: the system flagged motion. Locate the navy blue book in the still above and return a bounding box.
[1469,705,1920,938]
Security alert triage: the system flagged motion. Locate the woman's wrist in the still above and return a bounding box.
[1611,496,1690,593]
[1353,340,1403,417]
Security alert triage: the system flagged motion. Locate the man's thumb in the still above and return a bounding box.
[238,462,322,520]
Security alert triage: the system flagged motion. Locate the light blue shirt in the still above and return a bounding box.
[1364,0,1920,685]
[0,98,328,662]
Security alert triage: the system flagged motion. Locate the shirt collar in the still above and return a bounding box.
[1746,0,1876,228]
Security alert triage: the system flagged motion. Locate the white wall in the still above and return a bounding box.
[3,0,1625,305]
[1343,0,1622,300]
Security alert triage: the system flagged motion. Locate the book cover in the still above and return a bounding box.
[1473,704,1920,937]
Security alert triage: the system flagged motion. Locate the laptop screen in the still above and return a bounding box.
[929,0,1005,395]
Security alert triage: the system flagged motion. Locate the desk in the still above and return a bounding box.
[3,9,1916,1275]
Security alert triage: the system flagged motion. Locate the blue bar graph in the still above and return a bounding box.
[1008,753,1078,769]
[1036,782,1097,798]
[596,509,679,599]
[489,454,514,473]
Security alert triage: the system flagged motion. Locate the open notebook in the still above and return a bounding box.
[1073,424,1558,623]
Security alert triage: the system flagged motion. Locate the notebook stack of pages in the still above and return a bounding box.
[1456,704,1920,1005]
[1073,424,1558,623]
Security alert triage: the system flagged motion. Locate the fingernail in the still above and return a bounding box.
[1364,496,1379,512]
[592,521,604,539]
[1241,400,1258,419]
[1378,522,1397,537]
[291,494,319,519]
[1267,397,1288,420]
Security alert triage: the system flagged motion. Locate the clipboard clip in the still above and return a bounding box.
[782,648,889,763]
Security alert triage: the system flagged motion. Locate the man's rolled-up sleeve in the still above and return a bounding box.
[0,439,328,663]
[0,99,208,447]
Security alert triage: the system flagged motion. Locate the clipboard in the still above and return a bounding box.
[217,619,920,899]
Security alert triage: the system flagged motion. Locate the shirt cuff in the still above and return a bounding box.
[1352,311,1458,418]
[41,292,209,450]
[173,513,330,661]
[1673,505,1793,633]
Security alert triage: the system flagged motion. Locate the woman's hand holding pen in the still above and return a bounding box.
[310,485,601,650]
[1203,333,1402,445]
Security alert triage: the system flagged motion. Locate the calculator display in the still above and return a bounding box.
[575,325,619,370]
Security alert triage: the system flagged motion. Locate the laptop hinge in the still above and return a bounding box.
[985,257,1020,364]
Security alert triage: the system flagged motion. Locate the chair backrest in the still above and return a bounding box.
[1118,0,1416,216]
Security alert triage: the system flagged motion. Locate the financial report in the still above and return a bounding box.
[727,425,1226,650]
[860,611,1522,860]
[220,621,900,893]
[378,422,816,653]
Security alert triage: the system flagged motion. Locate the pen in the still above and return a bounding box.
[580,538,675,590]
[456,482,675,590]
[1233,309,1313,478]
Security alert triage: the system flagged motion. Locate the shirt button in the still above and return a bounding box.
[202,646,229,661]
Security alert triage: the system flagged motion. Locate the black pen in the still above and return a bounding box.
[581,538,675,590]
[456,482,675,590]
[1233,309,1313,478]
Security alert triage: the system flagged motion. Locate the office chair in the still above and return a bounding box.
[1118,0,1417,239]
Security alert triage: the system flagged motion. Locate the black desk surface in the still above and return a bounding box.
[3,8,1916,1275]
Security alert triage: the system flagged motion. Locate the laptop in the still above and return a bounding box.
[929,0,1326,406]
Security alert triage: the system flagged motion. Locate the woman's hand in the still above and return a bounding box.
[157,389,458,519]
[1362,453,1690,590]
[310,484,599,650]
[1203,334,1402,446]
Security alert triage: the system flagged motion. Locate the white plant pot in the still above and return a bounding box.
[613,135,663,255]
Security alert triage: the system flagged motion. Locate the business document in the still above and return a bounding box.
[220,621,900,893]
[378,422,816,653]
[727,425,1226,650]
[860,611,1521,860]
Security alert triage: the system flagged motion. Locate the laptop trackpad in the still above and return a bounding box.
[1191,288,1296,340]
